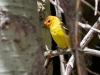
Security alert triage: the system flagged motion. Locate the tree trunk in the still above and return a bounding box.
[0,0,46,75]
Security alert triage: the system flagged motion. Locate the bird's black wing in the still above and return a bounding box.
[60,22,69,34]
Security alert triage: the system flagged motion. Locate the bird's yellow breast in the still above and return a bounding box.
[50,24,71,49]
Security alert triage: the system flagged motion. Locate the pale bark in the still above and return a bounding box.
[0,0,45,75]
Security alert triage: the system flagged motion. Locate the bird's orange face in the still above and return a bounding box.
[44,16,53,28]
[44,16,61,28]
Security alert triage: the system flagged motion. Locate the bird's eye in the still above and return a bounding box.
[48,20,50,23]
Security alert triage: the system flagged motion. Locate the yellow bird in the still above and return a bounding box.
[44,16,72,49]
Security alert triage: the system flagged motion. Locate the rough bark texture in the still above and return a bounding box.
[0,0,46,75]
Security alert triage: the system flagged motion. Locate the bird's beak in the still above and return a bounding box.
[41,21,46,27]
[44,22,46,25]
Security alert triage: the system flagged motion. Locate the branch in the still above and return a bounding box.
[94,0,99,15]
[83,47,100,57]
[49,0,63,13]
[81,0,100,15]
[78,22,100,34]
[80,17,100,49]
[44,44,51,67]
[75,0,88,74]
[86,67,100,75]
[64,55,74,75]
[44,49,70,57]
[49,0,100,15]
[44,47,100,58]
[59,55,66,75]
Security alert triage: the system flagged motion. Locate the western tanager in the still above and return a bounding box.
[44,16,72,49]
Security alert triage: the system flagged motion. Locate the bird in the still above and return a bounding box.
[44,16,72,49]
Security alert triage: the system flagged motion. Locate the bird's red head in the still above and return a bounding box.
[44,16,53,28]
[44,16,61,28]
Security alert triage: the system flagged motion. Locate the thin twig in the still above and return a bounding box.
[75,0,88,75]
[81,0,100,15]
[44,44,51,68]
[44,58,50,68]
[78,22,100,34]
[49,0,64,13]
[64,55,74,75]
[86,67,100,75]
[94,0,99,15]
